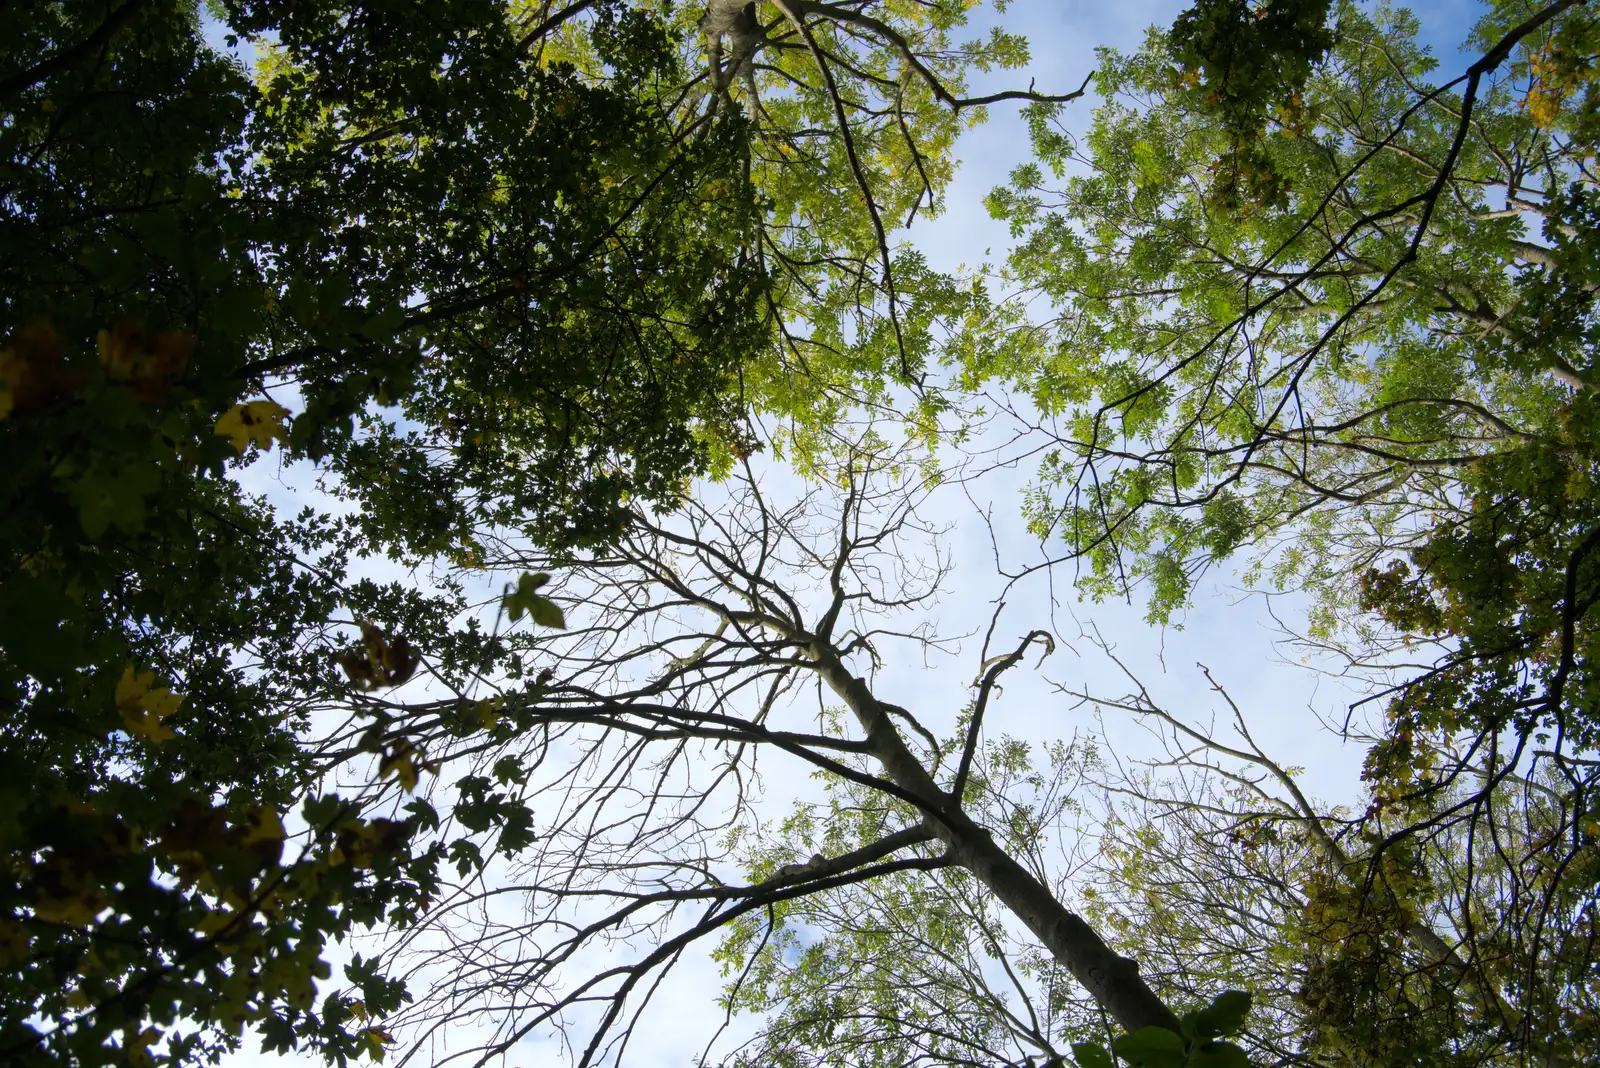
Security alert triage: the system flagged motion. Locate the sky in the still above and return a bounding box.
[218,1,1492,1065]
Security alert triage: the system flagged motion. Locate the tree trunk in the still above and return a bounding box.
[701,0,762,93]
[701,0,754,35]
[808,644,1185,1036]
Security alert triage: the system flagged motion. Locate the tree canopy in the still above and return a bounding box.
[3,1,1598,1067]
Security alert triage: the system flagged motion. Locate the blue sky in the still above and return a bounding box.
[219,1,1492,1064]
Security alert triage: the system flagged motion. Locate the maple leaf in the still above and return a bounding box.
[335,818,410,869]
[215,399,291,453]
[196,907,241,940]
[0,320,84,419]
[32,857,106,927]
[115,666,182,743]
[472,698,502,730]
[362,1026,396,1062]
[339,624,421,689]
[0,921,27,966]
[240,807,287,847]
[502,572,566,628]
[125,1026,163,1068]
[34,889,104,927]
[239,806,288,870]
[97,320,194,401]
[380,740,424,793]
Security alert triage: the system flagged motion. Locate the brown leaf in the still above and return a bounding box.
[97,320,194,402]
[340,624,421,690]
[1,320,85,418]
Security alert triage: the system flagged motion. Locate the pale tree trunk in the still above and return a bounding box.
[700,0,762,93]
[700,0,755,35]
[807,643,1185,1035]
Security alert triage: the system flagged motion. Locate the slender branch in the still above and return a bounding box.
[955,631,1054,799]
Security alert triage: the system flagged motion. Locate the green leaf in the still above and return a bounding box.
[1188,1040,1251,1068]
[1113,1027,1186,1068]
[361,304,407,341]
[67,462,161,538]
[503,573,565,628]
[1072,1042,1117,1068]
[525,595,565,629]
[1190,990,1252,1038]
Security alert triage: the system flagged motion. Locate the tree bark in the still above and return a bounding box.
[701,0,762,93]
[701,0,755,36]
[807,644,1185,1036]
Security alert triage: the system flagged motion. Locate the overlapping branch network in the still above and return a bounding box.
[334,445,1181,1067]
[1057,632,1598,1067]
[978,0,1595,618]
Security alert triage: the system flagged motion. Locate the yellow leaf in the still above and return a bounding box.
[115,666,153,708]
[473,699,502,730]
[142,686,182,720]
[215,399,291,453]
[241,808,286,846]
[363,1027,396,1062]
[115,666,182,743]
[390,752,418,793]
[196,908,239,940]
[34,889,103,927]
[98,326,193,396]
[0,321,76,420]
[126,1026,162,1068]
[340,624,420,690]
[380,741,422,793]
[124,712,176,743]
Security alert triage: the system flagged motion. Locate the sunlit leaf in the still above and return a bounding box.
[215,399,291,453]
[115,666,182,743]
